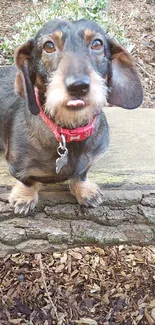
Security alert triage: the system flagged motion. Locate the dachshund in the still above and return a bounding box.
[0,19,143,214]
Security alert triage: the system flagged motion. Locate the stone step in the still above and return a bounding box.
[1,107,155,188]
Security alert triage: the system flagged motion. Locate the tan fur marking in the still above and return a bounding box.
[84,28,96,44]
[9,181,41,213]
[53,31,64,49]
[14,71,25,98]
[36,74,46,92]
[27,168,51,178]
[53,30,63,41]
[13,167,51,187]
[69,178,101,205]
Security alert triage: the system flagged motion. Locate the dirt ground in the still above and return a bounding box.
[110,0,155,108]
[0,247,155,325]
[0,1,155,324]
[0,0,155,107]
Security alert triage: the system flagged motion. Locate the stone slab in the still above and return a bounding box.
[1,107,155,188]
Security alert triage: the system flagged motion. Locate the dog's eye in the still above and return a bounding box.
[91,39,103,50]
[43,41,55,53]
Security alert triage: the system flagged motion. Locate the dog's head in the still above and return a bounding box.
[15,19,143,128]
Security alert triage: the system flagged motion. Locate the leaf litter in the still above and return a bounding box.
[0,245,155,324]
[0,0,155,324]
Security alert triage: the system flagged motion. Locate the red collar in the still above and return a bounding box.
[35,88,97,143]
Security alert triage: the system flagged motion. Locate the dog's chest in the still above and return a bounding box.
[27,140,92,183]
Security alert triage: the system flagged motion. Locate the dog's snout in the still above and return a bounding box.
[65,76,90,96]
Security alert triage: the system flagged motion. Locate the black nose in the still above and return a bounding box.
[65,76,90,96]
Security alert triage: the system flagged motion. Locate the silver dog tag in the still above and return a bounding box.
[56,149,68,174]
[56,134,68,174]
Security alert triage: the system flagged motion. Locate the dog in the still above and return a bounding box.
[0,19,143,214]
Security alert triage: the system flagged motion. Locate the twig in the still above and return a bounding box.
[37,253,58,320]
[32,2,43,25]
[135,61,155,80]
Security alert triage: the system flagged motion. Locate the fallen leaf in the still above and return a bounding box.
[142,39,154,48]
[8,319,23,324]
[53,252,61,259]
[90,283,100,294]
[151,308,155,320]
[144,309,154,325]
[102,292,110,305]
[55,264,65,273]
[69,251,82,260]
[94,247,105,255]
[149,300,155,308]
[60,252,68,264]
[76,318,98,325]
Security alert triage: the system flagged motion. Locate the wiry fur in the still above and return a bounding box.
[0,19,143,214]
[45,68,107,128]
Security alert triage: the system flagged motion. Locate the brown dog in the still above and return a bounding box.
[0,19,143,214]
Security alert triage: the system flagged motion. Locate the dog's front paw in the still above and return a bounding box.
[9,181,40,215]
[9,196,38,215]
[69,178,103,208]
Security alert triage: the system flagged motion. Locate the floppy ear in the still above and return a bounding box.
[106,37,143,109]
[14,40,40,115]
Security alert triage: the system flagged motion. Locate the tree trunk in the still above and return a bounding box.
[1,107,155,257]
[0,185,155,257]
